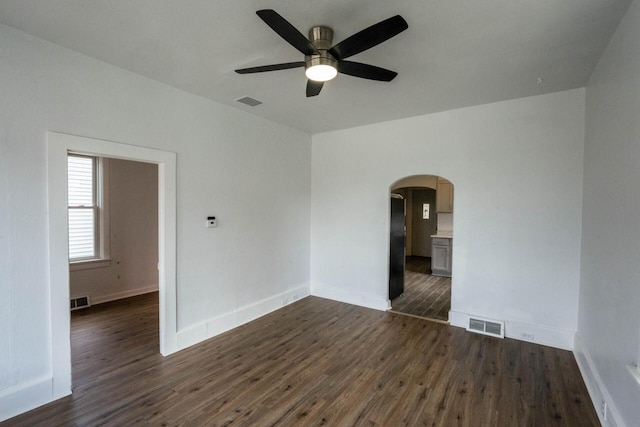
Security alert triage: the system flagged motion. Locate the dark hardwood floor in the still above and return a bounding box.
[3,293,599,426]
[391,256,452,321]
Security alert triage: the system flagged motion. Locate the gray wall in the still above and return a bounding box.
[410,188,437,257]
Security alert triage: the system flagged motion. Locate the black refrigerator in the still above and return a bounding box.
[389,195,406,300]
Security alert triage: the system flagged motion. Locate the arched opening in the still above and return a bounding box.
[389,175,454,322]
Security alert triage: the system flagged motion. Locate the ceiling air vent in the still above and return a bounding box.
[236,96,263,107]
[70,295,91,311]
[467,316,504,338]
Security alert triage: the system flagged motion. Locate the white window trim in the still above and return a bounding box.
[68,154,110,268]
[69,258,111,271]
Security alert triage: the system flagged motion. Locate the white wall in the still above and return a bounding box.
[311,89,585,348]
[0,24,311,419]
[577,1,640,425]
[70,158,159,304]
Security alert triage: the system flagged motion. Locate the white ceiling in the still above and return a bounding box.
[0,0,632,134]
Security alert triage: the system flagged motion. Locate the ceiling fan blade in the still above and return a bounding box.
[329,15,408,60]
[256,9,317,56]
[337,61,398,81]
[306,80,324,97]
[235,62,305,74]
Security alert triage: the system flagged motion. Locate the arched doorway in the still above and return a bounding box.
[388,175,453,322]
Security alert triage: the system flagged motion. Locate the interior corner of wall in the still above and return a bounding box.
[573,333,626,427]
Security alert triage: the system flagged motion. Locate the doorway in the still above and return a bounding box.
[69,156,159,387]
[411,189,437,256]
[388,175,453,322]
[47,132,177,400]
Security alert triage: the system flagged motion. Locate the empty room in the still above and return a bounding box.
[1,1,639,426]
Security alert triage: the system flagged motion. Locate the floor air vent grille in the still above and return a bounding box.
[71,296,91,311]
[467,317,504,338]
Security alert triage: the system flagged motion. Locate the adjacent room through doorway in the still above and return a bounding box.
[67,153,160,387]
[388,175,453,322]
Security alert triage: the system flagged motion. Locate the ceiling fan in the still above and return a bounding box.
[235,10,408,97]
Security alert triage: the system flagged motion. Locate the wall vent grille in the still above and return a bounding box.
[467,317,505,338]
[70,296,91,311]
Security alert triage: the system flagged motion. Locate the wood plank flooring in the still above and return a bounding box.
[3,293,599,426]
[391,256,452,321]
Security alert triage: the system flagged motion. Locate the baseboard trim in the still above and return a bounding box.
[574,334,625,427]
[449,310,575,350]
[310,282,388,311]
[176,285,310,351]
[0,376,64,423]
[88,285,158,306]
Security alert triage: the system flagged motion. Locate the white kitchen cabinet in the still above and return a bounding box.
[431,237,452,277]
[436,178,454,213]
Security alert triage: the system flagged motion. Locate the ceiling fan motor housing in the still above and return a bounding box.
[305,26,338,71]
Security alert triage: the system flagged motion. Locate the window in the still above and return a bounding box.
[67,154,110,269]
[67,154,110,265]
[68,154,98,260]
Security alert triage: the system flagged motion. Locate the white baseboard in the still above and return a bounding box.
[449,310,575,350]
[87,285,158,305]
[176,285,310,351]
[574,334,625,427]
[310,282,389,311]
[0,376,64,423]
[448,310,469,329]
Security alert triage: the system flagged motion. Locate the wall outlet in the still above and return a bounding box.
[601,399,607,420]
[522,333,534,341]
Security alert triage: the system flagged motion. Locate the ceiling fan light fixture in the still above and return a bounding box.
[305,26,337,82]
[305,54,338,82]
[305,64,337,82]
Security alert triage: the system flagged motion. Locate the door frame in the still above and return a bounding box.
[47,132,177,400]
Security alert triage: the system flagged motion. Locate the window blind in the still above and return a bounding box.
[68,155,96,259]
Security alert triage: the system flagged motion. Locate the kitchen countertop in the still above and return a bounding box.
[431,232,453,239]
